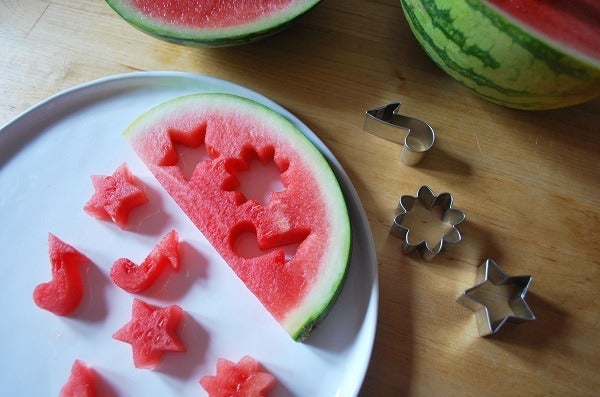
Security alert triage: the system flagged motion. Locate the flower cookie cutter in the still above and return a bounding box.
[457,259,535,336]
[391,186,465,261]
[363,102,435,166]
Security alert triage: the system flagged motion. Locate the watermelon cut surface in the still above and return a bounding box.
[84,162,148,230]
[110,229,181,293]
[105,0,322,47]
[400,0,600,109]
[113,298,186,369]
[59,360,97,397]
[125,93,351,340]
[33,234,90,316]
[200,356,276,397]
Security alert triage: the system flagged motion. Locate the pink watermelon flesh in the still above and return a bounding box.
[125,93,351,340]
[127,0,296,29]
[84,162,148,230]
[110,229,180,293]
[200,356,276,397]
[488,0,600,61]
[113,298,186,369]
[59,360,97,397]
[33,234,90,316]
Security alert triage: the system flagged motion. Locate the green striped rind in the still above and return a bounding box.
[400,0,600,109]
[105,0,321,48]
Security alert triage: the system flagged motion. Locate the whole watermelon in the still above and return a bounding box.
[400,0,600,110]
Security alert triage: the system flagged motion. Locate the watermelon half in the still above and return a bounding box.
[124,93,351,340]
[104,0,322,47]
[400,0,600,109]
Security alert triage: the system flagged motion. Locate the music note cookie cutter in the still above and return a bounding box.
[363,103,435,166]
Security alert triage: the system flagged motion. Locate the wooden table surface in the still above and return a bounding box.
[2,1,599,396]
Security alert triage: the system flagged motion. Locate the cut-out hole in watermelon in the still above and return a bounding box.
[172,141,210,181]
[223,145,287,206]
[231,221,309,262]
[160,124,212,181]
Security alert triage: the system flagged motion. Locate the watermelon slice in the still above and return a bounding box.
[200,356,276,397]
[113,298,186,369]
[104,0,322,47]
[125,93,351,340]
[84,162,148,230]
[59,360,97,397]
[110,229,181,293]
[33,234,90,316]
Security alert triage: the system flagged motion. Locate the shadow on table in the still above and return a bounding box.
[487,291,569,351]
[359,231,415,396]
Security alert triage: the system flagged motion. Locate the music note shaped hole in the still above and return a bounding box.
[232,222,309,262]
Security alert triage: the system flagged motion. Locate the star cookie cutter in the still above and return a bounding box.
[363,102,435,166]
[391,186,465,261]
[457,259,535,337]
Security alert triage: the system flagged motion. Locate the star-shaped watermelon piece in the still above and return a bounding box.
[113,298,185,369]
[200,356,276,397]
[84,163,148,229]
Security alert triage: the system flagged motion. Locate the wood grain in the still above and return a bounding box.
[2,1,599,396]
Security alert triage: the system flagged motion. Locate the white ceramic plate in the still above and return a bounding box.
[0,72,378,396]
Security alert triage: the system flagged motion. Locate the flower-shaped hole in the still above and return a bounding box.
[223,145,287,206]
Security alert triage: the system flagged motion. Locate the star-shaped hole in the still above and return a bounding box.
[223,145,287,206]
[112,298,186,369]
[166,124,212,181]
[83,163,148,230]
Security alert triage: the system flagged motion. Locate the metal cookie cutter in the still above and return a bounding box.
[457,259,535,337]
[364,102,435,166]
[391,186,465,261]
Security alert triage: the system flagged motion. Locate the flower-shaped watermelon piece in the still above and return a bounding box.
[110,229,180,293]
[84,163,148,229]
[113,298,185,369]
[200,356,276,397]
[33,234,90,316]
[59,360,97,397]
